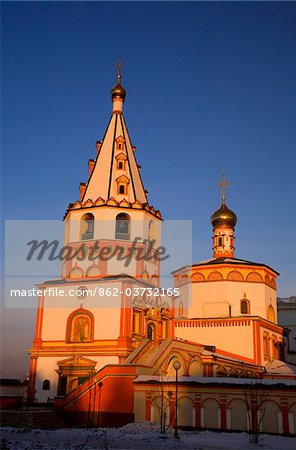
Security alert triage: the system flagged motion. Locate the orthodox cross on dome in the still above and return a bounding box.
[218,171,230,205]
[115,58,124,84]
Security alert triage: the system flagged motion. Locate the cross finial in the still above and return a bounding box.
[115,57,124,84]
[218,171,230,205]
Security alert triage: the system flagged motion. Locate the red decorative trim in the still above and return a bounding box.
[195,395,201,428]
[281,399,290,434]
[219,396,227,430]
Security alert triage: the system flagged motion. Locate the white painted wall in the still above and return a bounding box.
[178,280,276,322]
[175,322,254,360]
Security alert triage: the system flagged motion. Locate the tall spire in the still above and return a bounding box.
[211,172,237,258]
[73,65,152,208]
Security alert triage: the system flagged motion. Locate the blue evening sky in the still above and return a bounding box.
[1,2,295,376]
[2,0,296,290]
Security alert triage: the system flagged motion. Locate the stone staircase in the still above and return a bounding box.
[136,341,156,363]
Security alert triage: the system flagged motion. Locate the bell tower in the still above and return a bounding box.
[62,63,163,284]
[28,67,173,405]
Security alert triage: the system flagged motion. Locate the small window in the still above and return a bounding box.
[118,161,123,170]
[80,213,94,240]
[42,379,50,391]
[115,213,131,240]
[241,299,250,314]
[147,323,155,341]
[119,184,125,194]
[118,143,122,149]
[218,237,223,246]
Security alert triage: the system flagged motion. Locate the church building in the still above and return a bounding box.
[28,67,296,435]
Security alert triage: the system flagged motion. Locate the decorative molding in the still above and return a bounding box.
[176,318,251,328]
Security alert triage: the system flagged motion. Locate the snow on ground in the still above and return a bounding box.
[1,422,295,450]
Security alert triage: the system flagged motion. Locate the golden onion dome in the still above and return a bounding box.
[211,202,237,229]
[111,75,126,102]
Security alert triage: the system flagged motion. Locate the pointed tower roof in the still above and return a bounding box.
[82,66,147,205]
[64,65,161,219]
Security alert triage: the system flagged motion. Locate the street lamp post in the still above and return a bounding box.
[173,360,181,438]
[167,390,172,428]
[97,381,103,427]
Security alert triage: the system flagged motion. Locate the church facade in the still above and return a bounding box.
[28,69,296,435]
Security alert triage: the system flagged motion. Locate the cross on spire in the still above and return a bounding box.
[115,58,124,84]
[218,171,230,205]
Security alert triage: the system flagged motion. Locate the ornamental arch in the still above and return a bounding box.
[178,396,195,427]
[261,400,280,434]
[66,308,94,343]
[227,398,248,431]
[246,272,263,283]
[69,267,84,279]
[202,398,219,429]
[207,271,223,281]
[227,271,244,281]
[189,358,202,376]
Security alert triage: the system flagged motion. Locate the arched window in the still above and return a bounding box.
[148,220,156,243]
[267,305,275,322]
[119,184,125,194]
[69,267,84,279]
[115,213,130,240]
[179,301,184,317]
[218,237,223,246]
[118,161,123,170]
[80,213,94,240]
[240,298,250,314]
[42,379,50,391]
[147,323,155,341]
[86,265,100,278]
[116,175,129,196]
